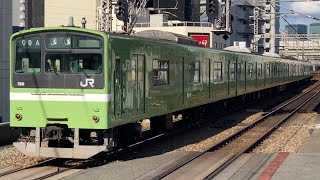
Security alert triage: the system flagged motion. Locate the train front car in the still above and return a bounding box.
[10,27,112,159]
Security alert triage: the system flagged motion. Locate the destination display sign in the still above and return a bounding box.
[46,34,101,49]
[16,36,41,50]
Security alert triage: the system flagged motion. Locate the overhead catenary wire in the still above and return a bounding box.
[271,2,320,21]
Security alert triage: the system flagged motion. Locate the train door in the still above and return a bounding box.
[176,57,184,105]
[131,54,146,115]
[114,55,123,120]
[226,54,236,97]
[236,57,245,95]
[114,53,146,119]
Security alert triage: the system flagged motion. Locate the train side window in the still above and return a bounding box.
[115,57,121,84]
[258,63,263,77]
[248,63,253,79]
[189,61,200,83]
[266,64,270,76]
[237,63,241,80]
[213,62,222,81]
[230,63,235,80]
[153,60,169,86]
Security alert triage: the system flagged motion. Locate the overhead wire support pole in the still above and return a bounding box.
[252,7,260,51]
[127,0,148,35]
[100,0,113,32]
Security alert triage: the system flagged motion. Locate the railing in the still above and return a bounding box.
[134,21,213,28]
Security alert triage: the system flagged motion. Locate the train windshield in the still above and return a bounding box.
[13,32,104,89]
[15,36,41,73]
[45,54,102,74]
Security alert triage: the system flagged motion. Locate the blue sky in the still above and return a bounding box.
[279,1,320,33]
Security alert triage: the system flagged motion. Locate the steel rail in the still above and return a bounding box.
[204,89,320,179]
[0,158,56,177]
[151,82,320,180]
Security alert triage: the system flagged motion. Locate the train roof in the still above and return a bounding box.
[132,30,200,47]
[11,27,312,64]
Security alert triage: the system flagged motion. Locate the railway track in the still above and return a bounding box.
[0,130,183,180]
[0,158,82,180]
[149,82,320,180]
[0,83,316,180]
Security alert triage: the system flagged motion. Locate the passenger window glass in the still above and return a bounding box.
[258,64,263,77]
[15,36,41,73]
[230,63,235,80]
[153,60,169,86]
[189,61,200,83]
[266,64,270,76]
[237,63,241,80]
[213,62,222,81]
[45,53,102,74]
[248,63,253,78]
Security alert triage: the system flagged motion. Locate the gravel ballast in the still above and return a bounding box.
[253,113,317,153]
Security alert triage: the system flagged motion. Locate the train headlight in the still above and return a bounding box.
[92,115,99,123]
[15,114,22,121]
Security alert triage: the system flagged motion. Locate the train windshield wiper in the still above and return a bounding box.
[81,69,91,78]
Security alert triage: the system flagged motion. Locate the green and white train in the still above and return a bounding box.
[10,27,312,158]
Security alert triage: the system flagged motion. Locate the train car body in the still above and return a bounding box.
[10,27,312,158]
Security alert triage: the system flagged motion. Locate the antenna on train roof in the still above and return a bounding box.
[81,17,87,28]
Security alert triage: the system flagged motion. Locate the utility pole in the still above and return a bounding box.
[127,0,148,35]
[100,0,113,32]
[251,7,260,51]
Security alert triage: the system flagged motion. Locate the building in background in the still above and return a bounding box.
[0,1,12,123]
[285,24,308,34]
[12,0,24,32]
[147,0,200,22]
[228,0,265,52]
[310,23,320,34]
[24,0,44,29]
[24,0,279,53]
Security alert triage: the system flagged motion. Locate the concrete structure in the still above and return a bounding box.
[265,0,279,54]
[279,39,320,61]
[133,15,229,49]
[12,0,24,32]
[0,1,12,123]
[45,0,99,29]
[285,24,308,34]
[25,0,44,29]
[147,0,200,22]
[229,1,259,51]
[310,23,320,34]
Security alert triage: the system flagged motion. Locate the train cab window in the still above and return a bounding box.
[248,63,253,78]
[45,53,102,74]
[213,62,222,81]
[15,36,41,73]
[189,61,200,83]
[153,60,169,86]
[258,64,263,77]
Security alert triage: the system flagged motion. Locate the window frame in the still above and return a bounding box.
[248,63,254,79]
[152,59,169,87]
[14,35,42,74]
[188,61,201,84]
[257,63,263,77]
[213,61,223,82]
[44,53,103,75]
[230,62,236,80]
